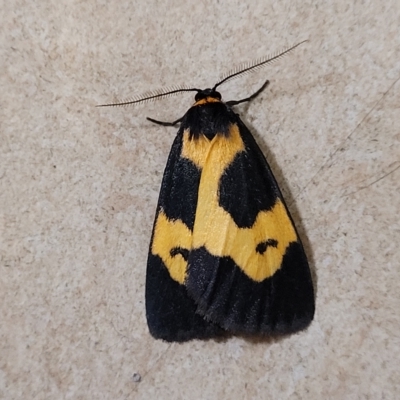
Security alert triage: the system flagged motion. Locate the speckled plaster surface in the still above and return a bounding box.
[1,1,400,399]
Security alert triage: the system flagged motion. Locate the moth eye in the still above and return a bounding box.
[170,247,189,261]
[256,239,278,254]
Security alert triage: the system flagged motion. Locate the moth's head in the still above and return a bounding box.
[194,88,222,102]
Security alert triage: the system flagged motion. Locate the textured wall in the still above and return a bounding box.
[1,1,399,399]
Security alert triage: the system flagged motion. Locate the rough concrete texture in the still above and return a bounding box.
[1,1,399,399]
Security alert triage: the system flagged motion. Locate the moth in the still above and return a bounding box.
[99,41,315,342]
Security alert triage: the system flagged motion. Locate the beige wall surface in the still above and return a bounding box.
[1,1,399,399]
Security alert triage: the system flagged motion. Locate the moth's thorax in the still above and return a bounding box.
[182,99,236,140]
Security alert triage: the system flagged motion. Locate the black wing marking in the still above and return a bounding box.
[185,117,315,334]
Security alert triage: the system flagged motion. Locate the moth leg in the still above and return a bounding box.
[147,116,183,126]
[226,79,270,106]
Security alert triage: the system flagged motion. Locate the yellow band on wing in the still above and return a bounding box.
[152,211,192,284]
[152,124,297,283]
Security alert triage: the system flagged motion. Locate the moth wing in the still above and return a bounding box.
[186,119,315,335]
[145,129,223,342]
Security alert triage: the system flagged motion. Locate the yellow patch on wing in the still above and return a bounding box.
[181,124,245,169]
[152,124,298,283]
[193,198,296,281]
[152,211,192,284]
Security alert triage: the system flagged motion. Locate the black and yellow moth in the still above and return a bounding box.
[100,42,315,342]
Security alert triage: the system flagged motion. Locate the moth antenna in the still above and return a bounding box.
[213,40,308,90]
[97,85,200,107]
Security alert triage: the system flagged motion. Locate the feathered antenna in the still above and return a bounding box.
[97,85,200,107]
[213,40,308,90]
[97,40,307,107]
